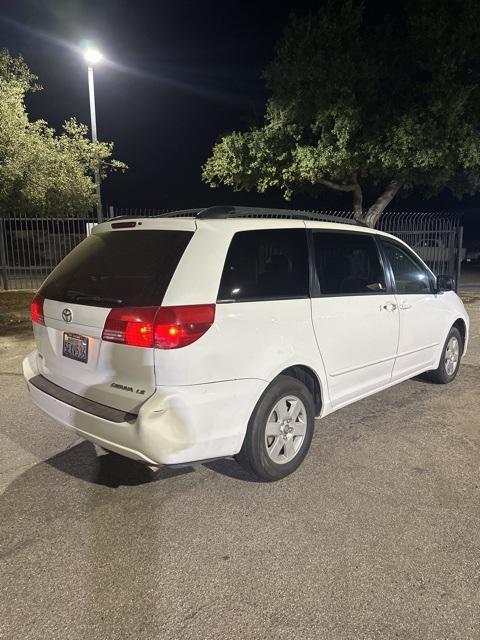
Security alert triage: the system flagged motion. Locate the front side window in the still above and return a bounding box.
[382,240,432,295]
[313,232,386,295]
[217,229,309,301]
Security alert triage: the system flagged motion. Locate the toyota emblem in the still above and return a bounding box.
[62,308,72,323]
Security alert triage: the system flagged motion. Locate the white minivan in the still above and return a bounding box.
[23,207,469,480]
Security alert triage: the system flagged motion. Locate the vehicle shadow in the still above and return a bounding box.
[46,441,265,486]
[413,370,462,385]
[203,458,268,483]
[46,440,193,488]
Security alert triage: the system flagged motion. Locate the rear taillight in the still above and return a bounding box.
[102,304,215,349]
[31,294,45,325]
[154,305,216,349]
[102,307,158,347]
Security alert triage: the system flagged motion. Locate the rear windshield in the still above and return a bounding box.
[39,230,193,307]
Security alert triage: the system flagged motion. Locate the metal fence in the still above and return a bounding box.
[0,215,96,291]
[0,209,463,291]
[377,212,464,290]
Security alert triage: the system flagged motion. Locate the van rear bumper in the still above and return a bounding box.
[28,375,137,424]
[23,350,267,465]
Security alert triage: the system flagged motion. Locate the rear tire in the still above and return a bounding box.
[424,326,462,384]
[236,375,315,481]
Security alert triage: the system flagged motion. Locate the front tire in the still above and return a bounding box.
[425,326,462,384]
[236,375,315,481]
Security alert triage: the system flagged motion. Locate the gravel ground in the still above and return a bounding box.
[0,293,479,640]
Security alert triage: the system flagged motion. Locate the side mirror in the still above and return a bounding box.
[436,274,455,293]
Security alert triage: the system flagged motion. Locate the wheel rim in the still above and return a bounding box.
[264,395,307,465]
[444,336,460,376]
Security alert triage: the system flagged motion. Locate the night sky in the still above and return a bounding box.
[1,0,479,240]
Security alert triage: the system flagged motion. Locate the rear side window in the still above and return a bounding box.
[39,230,193,307]
[313,232,386,295]
[218,229,309,302]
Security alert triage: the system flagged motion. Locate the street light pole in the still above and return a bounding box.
[84,48,103,222]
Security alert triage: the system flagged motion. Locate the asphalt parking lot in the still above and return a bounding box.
[1,295,479,640]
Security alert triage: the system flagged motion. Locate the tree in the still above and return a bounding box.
[203,0,480,227]
[0,49,126,216]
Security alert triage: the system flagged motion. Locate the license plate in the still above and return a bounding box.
[63,332,89,363]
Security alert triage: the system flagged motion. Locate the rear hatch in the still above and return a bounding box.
[33,224,194,413]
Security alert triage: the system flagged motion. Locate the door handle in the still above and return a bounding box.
[399,302,412,310]
[381,302,398,312]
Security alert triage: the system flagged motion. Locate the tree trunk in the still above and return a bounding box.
[354,176,404,227]
[352,182,363,218]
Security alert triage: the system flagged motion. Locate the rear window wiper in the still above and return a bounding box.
[67,290,123,305]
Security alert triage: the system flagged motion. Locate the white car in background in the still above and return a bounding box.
[465,247,480,263]
[414,237,466,263]
[23,206,469,480]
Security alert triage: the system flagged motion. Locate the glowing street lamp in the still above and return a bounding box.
[84,48,103,66]
[83,46,103,222]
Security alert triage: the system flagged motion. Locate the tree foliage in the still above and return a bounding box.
[0,49,126,216]
[203,0,480,226]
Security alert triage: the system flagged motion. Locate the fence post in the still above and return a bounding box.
[0,219,8,291]
[456,225,463,293]
[96,203,103,224]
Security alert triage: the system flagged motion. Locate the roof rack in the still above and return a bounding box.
[157,208,201,218]
[110,206,364,226]
[161,205,364,226]
[109,208,200,222]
